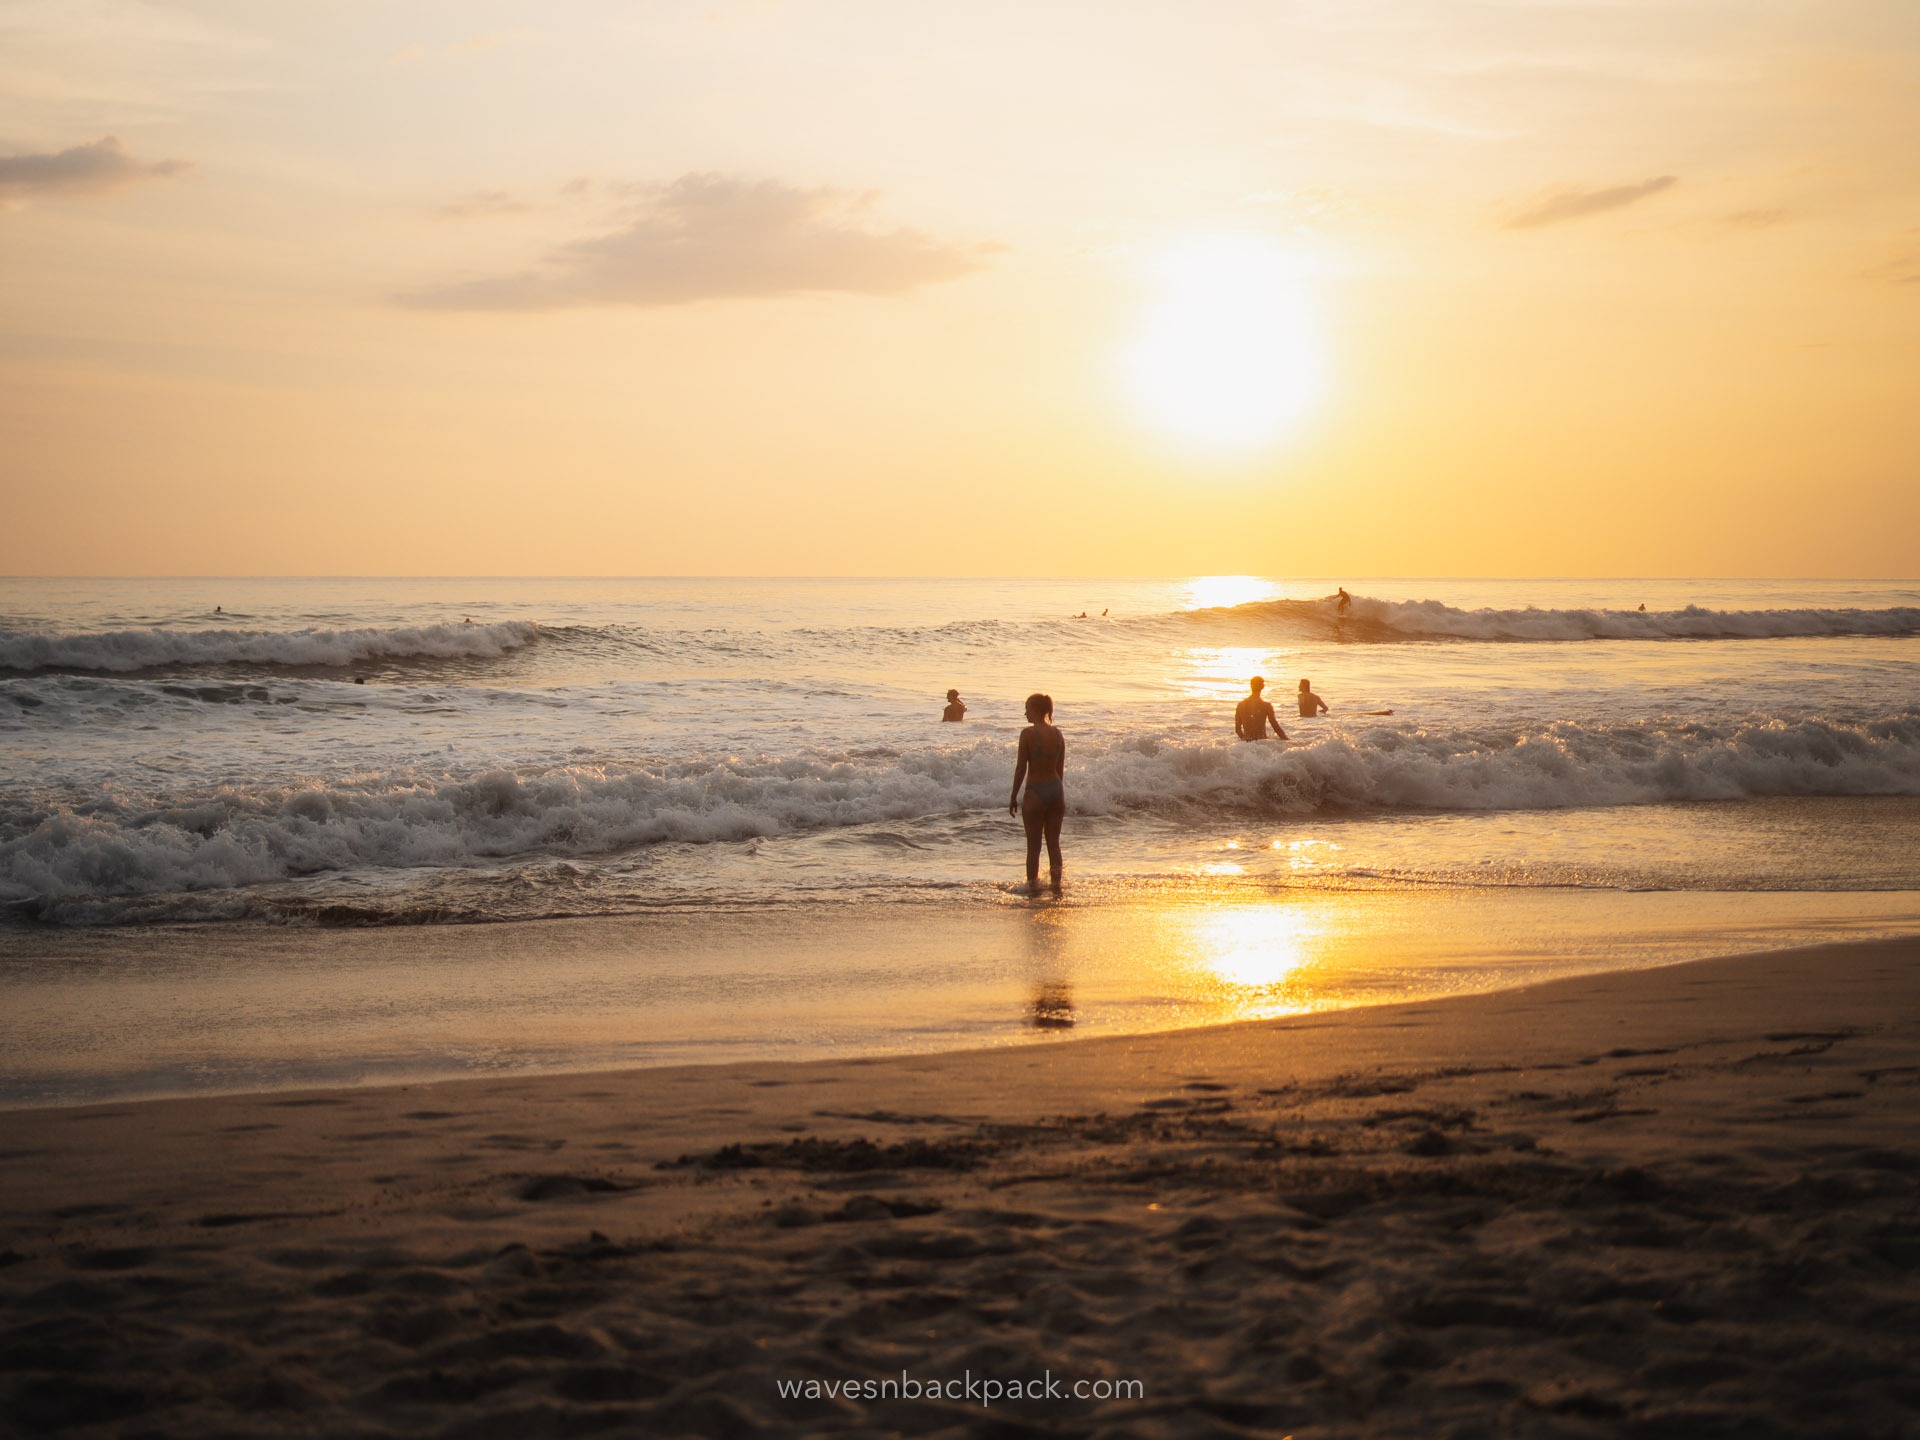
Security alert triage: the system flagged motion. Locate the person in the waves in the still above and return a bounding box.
[1009,692,1066,897]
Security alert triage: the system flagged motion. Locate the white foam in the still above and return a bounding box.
[0,621,541,673]
[1323,597,1920,642]
[4,713,1916,915]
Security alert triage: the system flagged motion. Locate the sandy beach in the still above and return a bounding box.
[2,935,1916,1438]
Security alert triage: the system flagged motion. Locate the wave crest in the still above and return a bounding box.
[0,620,541,673]
[3,713,1916,916]
[1204,596,1920,643]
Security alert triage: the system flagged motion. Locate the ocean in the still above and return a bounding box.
[3,576,1917,1103]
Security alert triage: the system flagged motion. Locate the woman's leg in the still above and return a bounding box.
[1021,798,1044,894]
[1043,801,1064,896]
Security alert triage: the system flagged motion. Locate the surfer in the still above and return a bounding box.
[942,689,967,722]
[1235,677,1288,741]
[1336,587,1351,615]
[1297,678,1329,717]
[1009,692,1066,897]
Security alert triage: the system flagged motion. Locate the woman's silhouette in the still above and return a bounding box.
[1009,693,1066,897]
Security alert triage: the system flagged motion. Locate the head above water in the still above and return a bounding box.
[1025,692,1053,722]
[947,689,959,701]
[1299,678,1311,690]
[1248,676,1265,693]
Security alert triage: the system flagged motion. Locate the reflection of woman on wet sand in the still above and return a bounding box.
[1030,981,1075,1029]
[1008,692,1066,897]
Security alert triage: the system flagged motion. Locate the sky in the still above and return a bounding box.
[1,0,1916,577]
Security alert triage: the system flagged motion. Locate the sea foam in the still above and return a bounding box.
[0,620,540,673]
[1201,597,1920,643]
[5,712,1916,917]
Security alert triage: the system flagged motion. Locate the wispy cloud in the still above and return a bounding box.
[1503,175,1677,231]
[392,30,537,65]
[1721,207,1793,231]
[1870,237,1920,286]
[437,189,536,220]
[398,173,994,310]
[0,136,191,204]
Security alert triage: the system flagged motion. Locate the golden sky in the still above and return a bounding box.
[2,1,1916,576]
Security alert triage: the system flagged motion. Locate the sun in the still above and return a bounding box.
[1123,235,1325,449]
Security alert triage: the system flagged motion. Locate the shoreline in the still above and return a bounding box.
[3,933,1917,1435]
[6,886,1919,1111]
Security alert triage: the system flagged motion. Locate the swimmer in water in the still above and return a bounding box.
[1009,692,1066,897]
[1297,678,1329,717]
[1235,677,1288,741]
[942,689,967,722]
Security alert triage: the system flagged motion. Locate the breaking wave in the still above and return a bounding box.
[5,712,1916,922]
[0,620,542,674]
[1198,596,1920,643]
[6,598,1911,681]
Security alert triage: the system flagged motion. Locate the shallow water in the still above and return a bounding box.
[4,576,1917,925]
[3,887,1916,1108]
[2,575,1915,1103]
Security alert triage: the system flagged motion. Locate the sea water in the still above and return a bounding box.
[3,576,1917,1102]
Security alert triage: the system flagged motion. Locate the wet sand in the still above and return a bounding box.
[1,935,1917,1437]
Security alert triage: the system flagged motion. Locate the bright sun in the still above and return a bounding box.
[1123,235,1325,449]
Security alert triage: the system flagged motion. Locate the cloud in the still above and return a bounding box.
[1503,175,1677,231]
[1870,242,1920,286]
[398,173,994,310]
[392,29,536,64]
[438,189,536,220]
[0,136,191,202]
[1721,207,1792,231]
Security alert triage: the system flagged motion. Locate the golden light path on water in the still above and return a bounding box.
[9,887,1920,1105]
[1168,580,1300,699]
[1182,575,1282,611]
[1168,644,1299,700]
[1190,905,1322,999]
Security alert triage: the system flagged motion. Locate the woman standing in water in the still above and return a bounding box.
[1008,692,1066,897]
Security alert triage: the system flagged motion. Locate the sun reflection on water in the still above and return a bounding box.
[1169,644,1291,700]
[1183,575,1280,611]
[1192,905,1321,1000]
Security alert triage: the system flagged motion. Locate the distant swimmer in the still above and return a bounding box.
[463,616,474,625]
[1073,611,1089,619]
[1638,603,1647,612]
[1101,608,1108,617]
[1297,678,1329,717]
[214,606,222,614]
[1336,587,1351,615]
[1234,677,1288,742]
[942,689,967,722]
[1009,692,1066,897]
